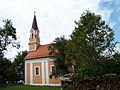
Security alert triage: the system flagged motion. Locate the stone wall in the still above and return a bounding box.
[66,74,120,90]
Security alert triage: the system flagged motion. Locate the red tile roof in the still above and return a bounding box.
[24,44,50,60]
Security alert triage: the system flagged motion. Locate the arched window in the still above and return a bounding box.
[34,66,40,76]
[50,65,56,73]
[31,33,34,38]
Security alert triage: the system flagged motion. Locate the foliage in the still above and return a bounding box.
[98,53,120,75]
[0,19,19,58]
[0,51,27,84]
[13,51,28,81]
[68,10,115,76]
[48,36,69,77]
[0,58,15,83]
[0,19,20,84]
[49,10,118,77]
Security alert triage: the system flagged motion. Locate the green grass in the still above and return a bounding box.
[0,85,62,90]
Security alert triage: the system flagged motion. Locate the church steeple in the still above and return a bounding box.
[28,11,40,51]
[32,11,38,30]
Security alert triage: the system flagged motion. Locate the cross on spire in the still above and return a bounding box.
[34,11,36,16]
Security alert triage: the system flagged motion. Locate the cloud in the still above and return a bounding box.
[115,0,120,6]
[0,0,114,60]
[98,9,113,22]
[115,43,120,53]
[101,0,113,3]
[109,22,116,28]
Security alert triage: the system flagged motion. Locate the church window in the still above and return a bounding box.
[50,65,55,73]
[34,66,40,76]
[32,33,34,38]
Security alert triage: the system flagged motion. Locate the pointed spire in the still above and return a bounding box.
[32,11,38,30]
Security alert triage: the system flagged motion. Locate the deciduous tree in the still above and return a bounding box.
[48,36,69,77]
[13,51,27,81]
[0,19,19,58]
[49,10,116,77]
[68,10,115,76]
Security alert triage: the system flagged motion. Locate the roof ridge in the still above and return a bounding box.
[24,44,50,60]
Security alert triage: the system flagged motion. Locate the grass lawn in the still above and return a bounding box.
[0,85,62,90]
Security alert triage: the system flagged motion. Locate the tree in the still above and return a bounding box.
[0,58,15,83]
[0,19,19,84]
[13,51,27,81]
[67,10,115,76]
[0,19,19,58]
[49,10,116,77]
[98,53,120,75]
[48,36,69,77]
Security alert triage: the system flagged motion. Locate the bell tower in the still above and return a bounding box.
[29,11,40,51]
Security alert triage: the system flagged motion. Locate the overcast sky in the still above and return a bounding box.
[0,0,120,60]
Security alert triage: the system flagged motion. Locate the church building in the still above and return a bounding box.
[24,12,61,86]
